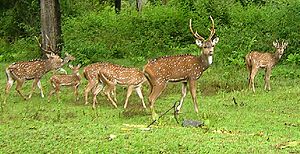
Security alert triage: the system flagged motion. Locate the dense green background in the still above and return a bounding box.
[1,0,300,66]
[1,0,300,153]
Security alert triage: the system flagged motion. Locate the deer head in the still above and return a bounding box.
[189,16,219,65]
[273,40,288,59]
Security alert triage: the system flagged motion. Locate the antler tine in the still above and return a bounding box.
[189,19,205,41]
[35,36,52,53]
[208,16,216,40]
[45,34,55,53]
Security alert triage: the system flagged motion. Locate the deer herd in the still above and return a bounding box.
[4,16,288,119]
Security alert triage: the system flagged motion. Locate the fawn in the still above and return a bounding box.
[245,40,288,92]
[48,64,81,102]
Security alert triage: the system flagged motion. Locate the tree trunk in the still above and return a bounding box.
[40,0,62,57]
[136,0,142,12]
[115,0,121,13]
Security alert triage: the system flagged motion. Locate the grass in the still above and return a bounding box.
[0,62,300,153]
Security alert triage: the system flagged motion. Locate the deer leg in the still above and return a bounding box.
[92,83,104,109]
[176,82,187,113]
[248,69,252,89]
[188,79,199,113]
[28,79,39,99]
[264,67,272,91]
[15,79,27,100]
[111,86,117,103]
[74,84,80,101]
[124,85,133,109]
[103,84,118,108]
[36,80,44,98]
[135,85,146,109]
[84,80,97,105]
[48,82,56,102]
[4,71,14,103]
[148,83,166,120]
[250,68,258,92]
[55,85,61,102]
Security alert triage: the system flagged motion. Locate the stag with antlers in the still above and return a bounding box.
[4,36,74,103]
[245,40,288,92]
[4,53,63,103]
[144,16,219,119]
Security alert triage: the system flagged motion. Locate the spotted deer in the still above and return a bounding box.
[245,40,288,92]
[4,53,63,103]
[4,36,74,103]
[144,16,219,118]
[95,63,147,109]
[83,62,110,106]
[48,64,81,102]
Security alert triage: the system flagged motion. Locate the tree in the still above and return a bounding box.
[40,0,62,57]
[136,0,142,12]
[115,0,121,13]
[162,0,167,5]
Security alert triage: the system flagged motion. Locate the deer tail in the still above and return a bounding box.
[5,67,14,86]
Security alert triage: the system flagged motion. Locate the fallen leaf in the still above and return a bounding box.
[107,134,117,141]
[275,141,300,149]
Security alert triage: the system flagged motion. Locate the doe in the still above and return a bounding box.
[94,63,147,109]
[48,64,81,102]
[245,40,288,92]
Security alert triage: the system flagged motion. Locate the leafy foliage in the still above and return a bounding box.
[1,0,300,65]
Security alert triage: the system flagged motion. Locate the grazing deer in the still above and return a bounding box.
[245,40,288,92]
[94,63,147,109]
[144,16,219,118]
[4,53,63,103]
[48,64,81,102]
[83,62,110,106]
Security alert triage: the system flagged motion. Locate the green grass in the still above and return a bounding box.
[0,62,300,153]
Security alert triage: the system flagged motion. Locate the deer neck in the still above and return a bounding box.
[198,53,212,71]
[74,72,81,80]
[272,51,282,64]
[45,59,60,72]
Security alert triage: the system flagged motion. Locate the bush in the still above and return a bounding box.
[1,0,300,66]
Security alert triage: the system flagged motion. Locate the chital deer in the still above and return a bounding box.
[245,40,288,92]
[144,16,219,118]
[48,64,81,102]
[4,36,74,103]
[4,53,63,103]
[94,63,147,109]
[83,62,110,106]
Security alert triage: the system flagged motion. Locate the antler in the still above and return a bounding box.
[189,19,205,41]
[45,34,55,53]
[208,16,215,41]
[35,36,50,53]
[35,35,56,55]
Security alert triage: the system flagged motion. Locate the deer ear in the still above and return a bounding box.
[273,41,278,48]
[46,53,51,58]
[195,39,203,47]
[284,42,288,48]
[212,37,219,45]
